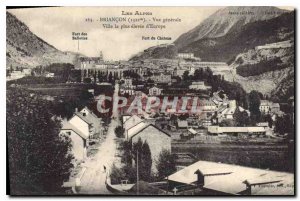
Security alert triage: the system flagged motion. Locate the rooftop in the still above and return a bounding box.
[61,120,89,139]
[167,160,294,195]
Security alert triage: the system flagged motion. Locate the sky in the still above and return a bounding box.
[7,6,293,60]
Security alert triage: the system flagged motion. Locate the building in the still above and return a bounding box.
[126,121,171,172]
[7,70,25,80]
[60,120,89,161]
[208,126,266,135]
[256,122,269,128]
[149,86,163,96]
[260,100,280,114]
[151,74,172,84]
[255,40,292,50]
[122,115,132,124]
[178,53,195,59]
[79,107,104,138]
[199,99,218,112]
[189,82,212,91]
[219,100,237,120]
[260,100,271,113]
[271,103,280,113]
[123,115,143,132]
[202,119,212,127]
[23,68,31,75]
[193,62,230,76]
[69,112,93,140]
[123,78,133,89]
[120,88,136,95]
[45,72,55,77]
[167,160,294,195]
[211,91,224,106]
[177,120,188,129]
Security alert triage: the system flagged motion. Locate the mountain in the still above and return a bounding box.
[176,10,294,62]
[175,6,288,50]
[130,7,291,62]
[226,44,294,97]
[130,44,177,61]
[6,11,80,69]
[129,7,295,101]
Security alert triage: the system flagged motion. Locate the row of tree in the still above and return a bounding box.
[110,138,176,185]
[7,87,73,195]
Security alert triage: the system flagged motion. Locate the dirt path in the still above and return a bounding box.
[78,84,120,194]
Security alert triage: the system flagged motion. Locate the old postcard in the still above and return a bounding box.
[6,6,295,195]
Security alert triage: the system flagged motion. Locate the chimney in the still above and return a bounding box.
[194,169,204,188]
[243,180,252,195]
[75,108,78,113]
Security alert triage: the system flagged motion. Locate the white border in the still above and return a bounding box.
[1,0,298,200]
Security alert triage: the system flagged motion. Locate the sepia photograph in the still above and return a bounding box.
[6,6,295,196]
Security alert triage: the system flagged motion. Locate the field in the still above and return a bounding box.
[23,83,114,97]
[172,142,294,172]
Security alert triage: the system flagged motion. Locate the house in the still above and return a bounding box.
[260,100,271,113]
[120,88,135,95]
[256,122,269,128]
[126,122,171,172]
[201,119,212,127]
[151,74,172,84]
[199,99,217,112]
[211,91,224,106]
[149,86,163,96]
[218,100,237,120]
[79,107,104,138]
[189,82,212,91]
[45,72,55,77]
[208,126,266,135]
[167,160,294,195]
[188,128,198,135]
[123,115,143,132]
[260,100,281,114]
[238,106,250,116]
[271,103,280,113]
[222,107,236,119]
[122,115,131,124]
[69,112,93,140]
[177,120,188,129]
[178,53,195,59]
[60,120,89,161]
[23,68,31,75]
[124,78,134,89]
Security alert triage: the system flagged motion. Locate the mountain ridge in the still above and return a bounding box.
[6,11,80,69]
[174,6,288,49]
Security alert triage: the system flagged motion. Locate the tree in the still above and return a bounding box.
[132,138,152,182]
[140,142,152,181]
[193,69,203,81]
[114,126,125,138]
[182,70,189,81]
[156,150,176,179]
[83,77,92,84]
[262,114,273,128]
[248,90,261,123]
[275,115,293,136]
[234,108,250,126]
[108,72,113,83]
[7,87,73,194]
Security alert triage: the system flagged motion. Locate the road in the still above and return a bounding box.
[78,83,120,194]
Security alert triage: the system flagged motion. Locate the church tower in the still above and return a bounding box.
[99,51,103,61]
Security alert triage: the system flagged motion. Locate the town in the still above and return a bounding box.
[7,48,294,195]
